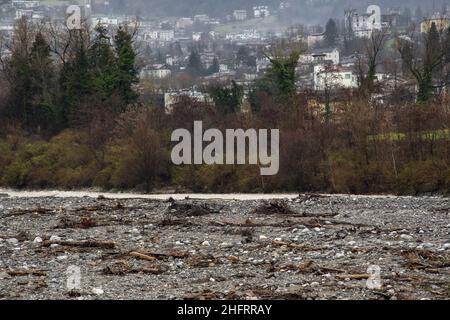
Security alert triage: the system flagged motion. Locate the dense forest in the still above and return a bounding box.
[0,17,449,194]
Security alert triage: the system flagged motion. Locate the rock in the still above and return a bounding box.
[336,231,348,239]
[443,243,450,250]
[0,271,11,279]
[201,241,210,246]
[274,237,282,242]
[287,285,303,294]
[259,235,268,240]
[0,193,9,198]
[92,288,104,296]
[220,242,234,248]
[6,238,18,245]
[348,241,357,246]
[57,255,68,261]
[400,234,413,241]
[50,235,62,242]
[33,237,43,244]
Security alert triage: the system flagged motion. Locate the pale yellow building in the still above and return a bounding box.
[420,14,450,33]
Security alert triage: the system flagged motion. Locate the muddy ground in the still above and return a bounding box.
[0,193,449,300]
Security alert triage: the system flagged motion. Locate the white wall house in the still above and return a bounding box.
[12,1,40,9]
[345,6,382,38]
[176,17,194,29]
[144,30,174,42]
[140,65,171,80]
[299,48,340,65]
[164,90,212,113]
[233,10,247,21]
[314,65,358,91]
[253,6,270,18]
[92,16,119,27]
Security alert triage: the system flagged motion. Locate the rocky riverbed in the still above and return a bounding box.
[0,193,449,300]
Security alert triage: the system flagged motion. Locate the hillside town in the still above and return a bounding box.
[1,0,449,113]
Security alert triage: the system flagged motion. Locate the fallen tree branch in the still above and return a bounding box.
[43,240,115,249]
[8,270,47,277]
[129,251,156,261]
[335,274,370,280]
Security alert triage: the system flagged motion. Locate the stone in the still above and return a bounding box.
[201,241,210,246]
[220,242,234,248]
[6,238,18,245]
[92,288,104,296]
[33,237,43,244]
[50,235,62,242]
[400,234,413,241]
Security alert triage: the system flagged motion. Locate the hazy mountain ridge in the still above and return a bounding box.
[98,0,443,20]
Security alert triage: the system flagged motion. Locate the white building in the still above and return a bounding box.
[159,30,175,42]
[233,10,247,21]
[194,14,210,23]
[192,32,202,41]
[225,30,261,42]
[91,16,119,27]
[12,1,40,9]
[253,6,270,18]
[164,90,212,113]
[144,30,174,42]
[314,65,358,91]
[256,57,271,73]
[299,48,340,65]
[345,6,382,38]
[176,17,194,29]
[140,65,171,80]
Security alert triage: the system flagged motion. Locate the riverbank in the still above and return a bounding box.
[0,193,449,300]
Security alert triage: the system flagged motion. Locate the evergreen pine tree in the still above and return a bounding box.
[207,57,220,75]
[113,26,138,107]
[89,24,116,100]
[29,32,56,129]
[324,19,339,48]
[186,50,204,77]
